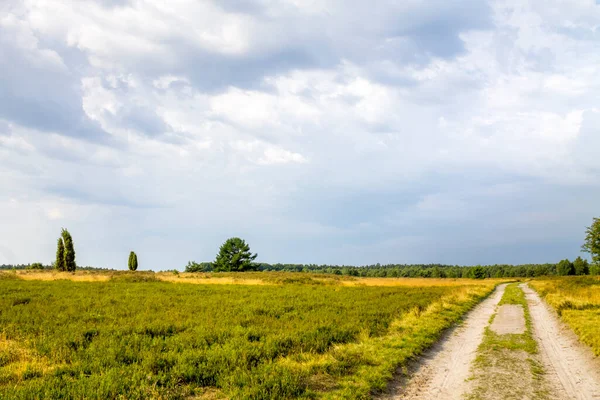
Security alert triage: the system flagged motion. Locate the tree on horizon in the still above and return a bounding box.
[214,237,258,272]
[128,251,138,271]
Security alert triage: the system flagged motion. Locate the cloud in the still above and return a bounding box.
[258,146,307,165]
[0,12,108,142]
[1,0,600,268]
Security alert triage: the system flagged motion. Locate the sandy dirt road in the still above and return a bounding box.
[388,284,507,400]
[522,284,600,400]
[389,282,600,400]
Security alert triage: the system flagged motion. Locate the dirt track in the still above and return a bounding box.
[392,283,600,399]
[522,284,600,400]
[391,284,507,399]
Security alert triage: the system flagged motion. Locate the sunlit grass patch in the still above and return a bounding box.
[530,277,600,356]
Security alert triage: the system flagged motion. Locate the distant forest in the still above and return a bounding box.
[3,258,595,279]
[184,260,595,278]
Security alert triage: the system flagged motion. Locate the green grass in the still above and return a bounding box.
[0,276,494,399]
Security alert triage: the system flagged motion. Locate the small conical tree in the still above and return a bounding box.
[128,251,138,271]
[61,228,76,272]
[55,237,65,271]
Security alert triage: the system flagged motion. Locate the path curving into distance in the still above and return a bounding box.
[390,283,507,400]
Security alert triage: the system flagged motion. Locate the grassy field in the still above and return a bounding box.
[529,276,600,356]
[0,271,498,399]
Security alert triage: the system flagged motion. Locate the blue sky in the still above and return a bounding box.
[1,0,599,270]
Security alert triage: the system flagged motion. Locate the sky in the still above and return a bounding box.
[1,0,599,270]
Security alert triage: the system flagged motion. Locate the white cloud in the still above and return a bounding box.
[46,208,63,220]
[258,146,307,165]
[1,0,600,267]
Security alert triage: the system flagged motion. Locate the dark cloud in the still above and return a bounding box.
[174,44,325,92]
[0,120,10,135]
[213,0,266,14]
[76,0,494,92]
[574,110,600,176]
[0,34,108,143]
[112,106,170,137]
[97,0,131,8]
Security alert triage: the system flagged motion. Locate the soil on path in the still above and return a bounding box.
[522,283,600,400]
[490,304,526,335]
[386,282,600,400]
[383,284,507,400]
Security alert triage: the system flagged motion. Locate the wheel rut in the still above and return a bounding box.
[522,284,600,400]
[386,282,600,400]
[385,284,507,400]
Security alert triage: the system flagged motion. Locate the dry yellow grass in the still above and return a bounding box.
[530,277,600,310]
[338,277,508,287]
[0,335,56,383]
[530,276,600,356]
[5,270,509,288]
[158,274,267,285]
[14,270,110,282]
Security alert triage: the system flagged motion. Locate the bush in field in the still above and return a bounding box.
[185,261,213,272]
[573,256,589,276]
[27,262,44,270]
[557,259,575,276]
[128,251,138,271]
[214,237,258,272]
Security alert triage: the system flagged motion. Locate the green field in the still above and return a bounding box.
[0,273,495,399]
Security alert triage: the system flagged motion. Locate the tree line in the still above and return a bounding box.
[185,260,597,278]
[5,217,600,278]
[186,218,600,278]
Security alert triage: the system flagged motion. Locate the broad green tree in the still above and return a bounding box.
[128,251,138,271]
[55,237,65,271]
[61,228,76,272]
[214,237,258,272]
[573,256,589,276]
[557,259,575,276]
[582,217,600,273]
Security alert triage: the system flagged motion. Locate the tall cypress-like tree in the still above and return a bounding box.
[128,251,138,271]
[61,228,76,272]
[55,237,65,271]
